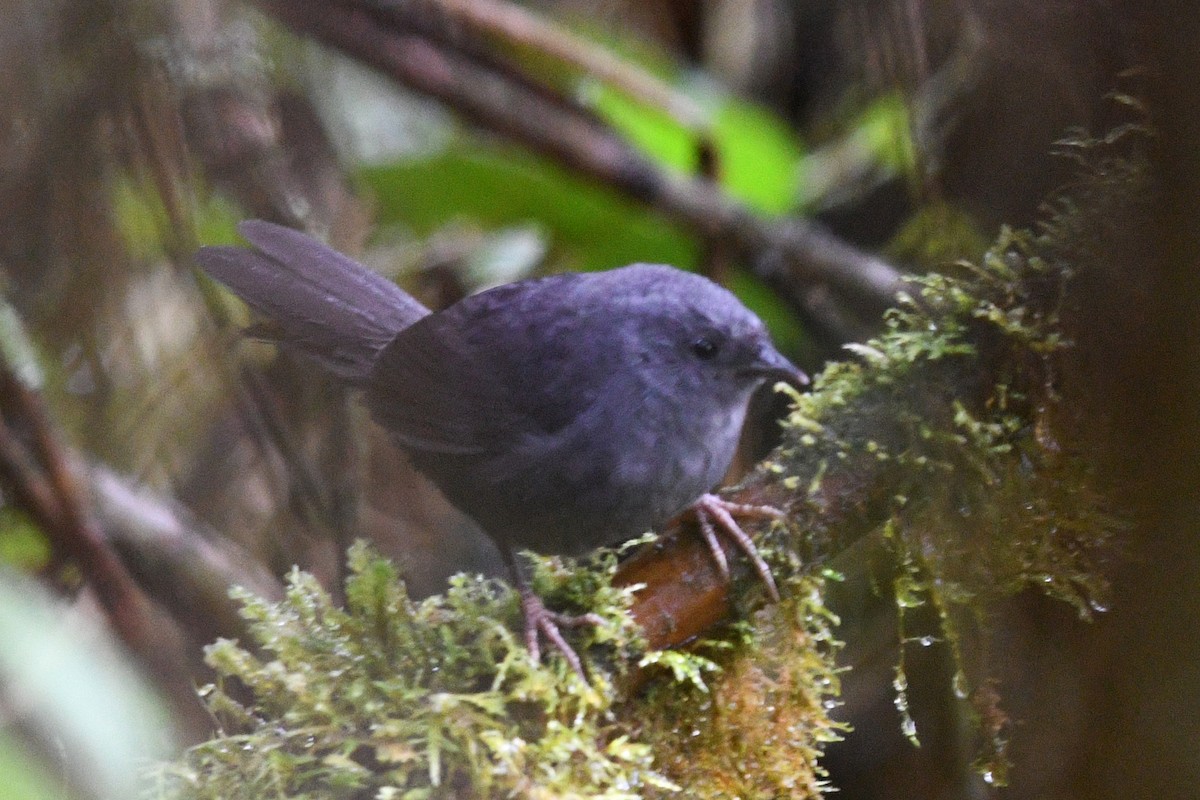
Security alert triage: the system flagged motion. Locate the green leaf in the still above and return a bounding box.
[359,143,698,273]
[0,731,62,800]
[710,99,804,214]
[587,83,805,215]
[583,84,696,172]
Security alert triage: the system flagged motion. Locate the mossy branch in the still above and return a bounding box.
[617,201,1125,785]
[153,541,844,798]
[153,218,1120,798]
[154,138,1144,797]
[623,226,1110,641]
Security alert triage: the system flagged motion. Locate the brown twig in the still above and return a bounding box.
[426,0,712,134]
[0,372,153,652]
[617,449,902,650]
[0,364,210,736]
[253,0,904,327]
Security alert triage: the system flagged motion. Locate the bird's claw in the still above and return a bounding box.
[520,588,602,680]
[692,493,783,602]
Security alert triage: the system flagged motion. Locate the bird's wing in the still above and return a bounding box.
[365,274,619,455]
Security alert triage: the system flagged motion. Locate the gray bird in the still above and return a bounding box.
[197,221,806,675]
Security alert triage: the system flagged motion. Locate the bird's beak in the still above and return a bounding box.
[748,346,809,387]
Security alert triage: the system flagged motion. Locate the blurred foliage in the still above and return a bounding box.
[884,199,990,267]
[797,93,918,209]
[0,569,172,800]
[589,85,805,214]
[357,141,810,353]
[360,144,699,274]
[0,732,62,800]
[0,509,51,571]
[113,177,243,260]
[352,83,917,356]
[849,94,919,177]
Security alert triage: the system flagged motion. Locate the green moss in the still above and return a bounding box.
[155,542,658,799]
[631,572,847,799]
[152,542,844,799]
[766,220,1118,784]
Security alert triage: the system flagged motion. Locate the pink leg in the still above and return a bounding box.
[519,588,603,679]
[692,493,783,602]
[499,543,601,679]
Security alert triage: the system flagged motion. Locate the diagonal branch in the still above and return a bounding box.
[0,370,154,652]
[618,432,903,650]
[427,0,712,134]
[252,0,904,327]
[0,363,213,735]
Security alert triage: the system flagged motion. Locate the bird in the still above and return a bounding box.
[196,221,807,676]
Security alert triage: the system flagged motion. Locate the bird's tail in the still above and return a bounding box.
[196,221,430,383]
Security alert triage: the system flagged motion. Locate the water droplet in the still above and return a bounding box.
[952,670,969,699]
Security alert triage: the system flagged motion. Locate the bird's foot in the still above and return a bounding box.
[520,588,603,679]
[692,492,783,602]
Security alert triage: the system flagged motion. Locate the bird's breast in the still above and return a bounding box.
[609,389,749,524]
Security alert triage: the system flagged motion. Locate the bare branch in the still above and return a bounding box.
[427,0,711,134]
[91,465,285,645]
[253,0,904,324]
[618,448,898,650]
[0,370,155,654]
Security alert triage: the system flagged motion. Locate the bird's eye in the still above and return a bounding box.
[691,336,720,360]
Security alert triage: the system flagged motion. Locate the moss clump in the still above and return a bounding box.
[762,220,1119,783]
[151,540,844,799]
[154,542,666,799]
[630,571,847,799]
[147,534,844,796]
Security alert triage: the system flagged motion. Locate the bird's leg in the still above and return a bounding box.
[498,543,602,679]
[695,510,730,580]
[691,493,783,602]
